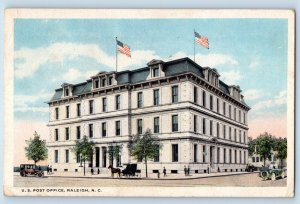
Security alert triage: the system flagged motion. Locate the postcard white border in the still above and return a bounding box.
[3,9,295,197]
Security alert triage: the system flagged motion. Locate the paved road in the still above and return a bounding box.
[14,173,286,187]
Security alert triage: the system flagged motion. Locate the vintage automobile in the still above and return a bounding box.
[259,167,286,181]
[19,164,44,177]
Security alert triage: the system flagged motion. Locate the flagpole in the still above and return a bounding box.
[116,37,118,72]
[193,29,195,62]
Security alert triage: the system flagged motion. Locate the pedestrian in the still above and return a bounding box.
[91,168,94,175]
[184,165,187,176]
[187,166,190,175]
[47,165,50,174]
[97,168,100,174]
[163,167,167,177]
[49,166,52,174]
[157,170,160,179]
[38,165,41,171]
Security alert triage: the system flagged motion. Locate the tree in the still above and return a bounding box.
[248,137,257,156]
[129,129,161,178]
[255,132,276,166]
[72,136,95,176]
[107,144,123,167]
[274,137,287,168]
[25,131,48,165]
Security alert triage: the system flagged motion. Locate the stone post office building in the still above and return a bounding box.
[47,57,250,175]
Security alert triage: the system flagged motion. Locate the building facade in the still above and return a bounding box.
[248,148,287,169]
[47,57,250,175]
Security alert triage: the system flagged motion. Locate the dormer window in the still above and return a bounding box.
[108,77,113,85]
[65,88,69,97]
[94,79,99,89]
[153,67,159,77]
[102,78,106,87]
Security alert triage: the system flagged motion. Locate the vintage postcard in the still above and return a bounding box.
[3,9,295,197]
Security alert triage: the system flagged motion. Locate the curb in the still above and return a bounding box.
[42,172,257,181]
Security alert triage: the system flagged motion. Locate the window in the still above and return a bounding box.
[137,119,143,134]
[55,129,59,141]
[102,98,107,112]
[102,122,106,137]
[172,144,178,162]
[95,79,99,88]
[229,127,232,140]
[217,147,220,163]
[76,153,81,163]
[64,88,69,97]
[202,91,206,107]
[172,115,178,132]
[239,130,242,142]
[65,127,69,140]
[243,132,246,144]
[244,151,247,164]
[65,106,69,119]
[229,105,232,118]
[239,110,241,122]
[65,150,69,163]
[55,107,59,120]
[194,86,198,103]
[115,121,121,136]
[102,78,106,87]
[210,95,213,110]
[77,103,81,117]
[235,150,237,164]
[108,77,113,85]
[217,123,219,138]
[229,149,232,163]
[240,150,242,164]
[194,144,198,162]
[243,112,246,124]
[194,115,197,132]
[217,98,219,113]
[234,129,237,141]
[154,145,160,162]
[115,95,121,110]
[154,117,160,133]
[203,145,206,163]
[202,118,206,134]
[54,150,59,163]
[210,120,213,136]
[256,157,259,162]
[223,125,226,139]
[153,89,160,106]
[223,102,226,115]
[234,108,236,120]
[224,148,227,163]
[153,67,159,77]
[76,126,81,139]
[89,100,94,114]
[137,92,143,108]
[252,157,255,163]
[89,124,93,138]
[172,86,178,103]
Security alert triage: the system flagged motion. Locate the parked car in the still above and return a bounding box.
[259,166,285,181]
[19,164,44,177]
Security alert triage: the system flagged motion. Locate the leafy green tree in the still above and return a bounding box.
[72,136,95,176]
[129,129,161,178]
[255,132,276,166]
[248,137,257,156]
[107,144,123,167]
[274,137,287,168]
[25,131,48,165]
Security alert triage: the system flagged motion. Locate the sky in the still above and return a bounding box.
[13,19,288,161]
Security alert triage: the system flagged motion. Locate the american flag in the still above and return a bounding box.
[194,31,209,49]
[117,40,131,57]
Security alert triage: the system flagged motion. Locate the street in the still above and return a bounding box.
[14,172,286,187]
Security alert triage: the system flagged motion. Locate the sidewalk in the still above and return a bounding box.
[41,171,257,180]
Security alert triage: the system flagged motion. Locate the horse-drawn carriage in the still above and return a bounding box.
[108,163,139,178]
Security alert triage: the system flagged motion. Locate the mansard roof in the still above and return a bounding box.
[49,57,249,108]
